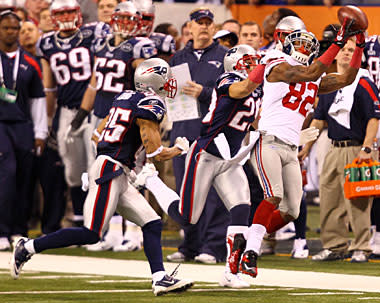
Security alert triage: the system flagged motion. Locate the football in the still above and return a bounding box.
[337,5,368,31]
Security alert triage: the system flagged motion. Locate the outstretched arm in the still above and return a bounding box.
[136,118,183,161]
[229,64,265,99]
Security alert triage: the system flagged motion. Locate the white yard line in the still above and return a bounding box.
[1,252,380,293]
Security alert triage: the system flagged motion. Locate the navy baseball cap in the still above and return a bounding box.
[190,9,214,22]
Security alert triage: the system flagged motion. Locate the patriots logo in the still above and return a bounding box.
[137,98,166,121]
[142,66,167,76]
[208,61,222,68]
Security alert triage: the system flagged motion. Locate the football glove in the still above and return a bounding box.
[299,126,319,146]
[174,137,190,155]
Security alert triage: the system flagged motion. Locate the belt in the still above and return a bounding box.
[332,140,362,148]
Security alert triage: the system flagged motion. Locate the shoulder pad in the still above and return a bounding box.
[137,95,166,121]
[217,72,241,89]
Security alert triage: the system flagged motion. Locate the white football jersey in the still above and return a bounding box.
[258,49,322,146]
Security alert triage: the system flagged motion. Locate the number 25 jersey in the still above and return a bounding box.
[259,49,321,146]
[97,90,166,168]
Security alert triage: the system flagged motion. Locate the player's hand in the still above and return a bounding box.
[64,124,84,144]
[299,127,319,146]
[182,81,203,98]
[356,32,366,48]
[298,145,311,162]
[334,18,363,48]
[34,138,45,156]
[175,137,190,155]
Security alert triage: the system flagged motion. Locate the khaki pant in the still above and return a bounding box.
[319,144,374,252]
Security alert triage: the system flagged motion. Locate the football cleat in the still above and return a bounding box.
[227,233,246,274]
[194,253,216,264]
[291,238,309,259]
[113,239,142,252]
[219,271,250,288]
[239,250,258,278]
[0,237,10,251]
[152,274,193,296]
[166,251,186,262]
[10,237,33,279]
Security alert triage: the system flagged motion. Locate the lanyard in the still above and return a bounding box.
[0,49,20,90]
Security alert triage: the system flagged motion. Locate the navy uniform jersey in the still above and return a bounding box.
[0,48,45,122]
[364,35,380,91]
[97,90,165,168]
[92,36,157,118]
[36,22,110,108]
[197,72,262,158]
[149,32,176,56]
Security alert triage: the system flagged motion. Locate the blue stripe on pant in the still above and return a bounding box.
[90,160,116,236]
[180,142,202,223]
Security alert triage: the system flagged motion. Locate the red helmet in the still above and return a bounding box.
[110,2,141,38]
[50,0,82,32]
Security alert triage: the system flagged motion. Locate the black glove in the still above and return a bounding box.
[71,108,89,130]
[333,18,363,48]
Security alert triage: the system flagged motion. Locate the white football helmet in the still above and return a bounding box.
[50,0,82,32]
[110,2,141,38]
[0,0,15,11]
[224,44,260,78]
[134,58,177,99]
[133,0,155,36]
[274,16,306,51]
[283,30,320,66]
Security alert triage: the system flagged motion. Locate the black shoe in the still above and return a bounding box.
[10,237,33,279]
[239,250,258,278]
[227,233,246,274]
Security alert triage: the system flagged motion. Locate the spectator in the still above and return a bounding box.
[300,38,380,263]
[167,7,230,264]
[25,0,49,25]
[180,21,192,49]
[239,21,262,51]
[14,7,27,22]
[19,21,39,55]
[0,10,47,250]
[213,29,238,48]
[38,7,54,33]
[221,18,240,36]
[97,0,118,24]
[77,0,98,24]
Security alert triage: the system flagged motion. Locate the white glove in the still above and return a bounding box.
[64,124,86,144]
[81,172,89,191]
[299,126,319,146]
[174,137,190,155]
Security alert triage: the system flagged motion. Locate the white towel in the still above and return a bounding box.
[328,68,370,129]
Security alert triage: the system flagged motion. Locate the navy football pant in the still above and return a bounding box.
[0,121,34,237]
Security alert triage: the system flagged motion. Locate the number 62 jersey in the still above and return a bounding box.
[97,90,166,169]
[36,22,110,109]
[259,49,322,146]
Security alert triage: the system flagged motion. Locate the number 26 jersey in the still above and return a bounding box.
[259,49,321,146]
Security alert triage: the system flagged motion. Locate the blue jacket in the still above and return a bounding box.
[169,40,226,143]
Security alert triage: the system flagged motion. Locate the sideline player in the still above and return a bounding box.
[10,58,193,296]
[131,44,264,287]
[236,20,365,278]
[36,0,110,227]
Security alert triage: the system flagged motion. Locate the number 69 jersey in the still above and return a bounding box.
[92,36,157,119]
[97,90,166,168]
[259,49,321,146]
[36,22,110,109]
[197,71,262,159]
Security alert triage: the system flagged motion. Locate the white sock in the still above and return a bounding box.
[152,270,166,283]
[145,175,179,214]
[245,224,266,255]
[225,225,248,272]
[24,239,36,254]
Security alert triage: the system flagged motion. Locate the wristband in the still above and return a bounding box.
[44,87,57,92]
[146,145,164,158]
[349,47,363,69]
[248,64,265,84]
[93,129,101,139]
[317,43,341,67]
[71,108,89,130]
[88,84,97,91]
